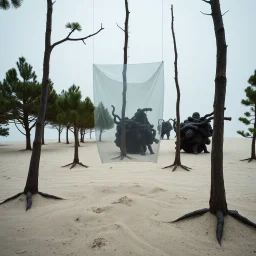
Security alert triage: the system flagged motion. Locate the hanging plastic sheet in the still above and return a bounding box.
[93,61,165,163]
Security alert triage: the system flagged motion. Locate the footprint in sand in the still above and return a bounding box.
[151,187,167,193]
[112,196,133,206]
[91,207,105,214]
[91,238,106,249]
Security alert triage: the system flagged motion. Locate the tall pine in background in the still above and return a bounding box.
[95,102,114,141]
[237,70,256,162]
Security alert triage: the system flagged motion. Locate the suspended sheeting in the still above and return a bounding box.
[93,61,165,163]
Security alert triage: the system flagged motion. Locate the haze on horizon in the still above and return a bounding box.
[0,0,255,143]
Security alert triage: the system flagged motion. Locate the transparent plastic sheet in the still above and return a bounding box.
[93,61,164,163]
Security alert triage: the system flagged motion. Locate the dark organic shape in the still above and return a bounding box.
[62,162,89,169]
[216,210,224,245]
[26,191,32,211]
[163,163,191,172]
[177,110,231,154]
[0,191,64,211]
[166,208,256,246]
[0,192,23,205]
[171,208,209,222]
[111,106,159,155]
[228,210,256,228]
[157,118,175,139]
[240,157,256,163]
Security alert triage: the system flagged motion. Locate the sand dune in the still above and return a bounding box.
[0,138,255,256]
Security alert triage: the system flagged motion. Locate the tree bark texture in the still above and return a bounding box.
[73,124,79,163]
[66,125,69,144]
[120,0,129,155]
[42,124,45,145]
[251,104,256,159]
[209,0,228,215]
[24,0,53,194]
[171,5,181,165]
[58,125,61,143]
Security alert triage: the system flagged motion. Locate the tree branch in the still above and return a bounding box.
[200,11,212,16]
[51,24,104,49]
[14,120,26,136]
[116,23,125,32]
[202,0,211,4]
[222,10,229,16]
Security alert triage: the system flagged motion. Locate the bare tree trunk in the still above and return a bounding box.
[99,128,103,141]
[251,104,256,159]
[24,0,53,194]
[42,124,45,145]
[66,125,69,144]
[58,125,61,143]
[209,0,228,215]
[89,129,92,139]
[73,124,79,163]
[120,0,129,156]
[171,5,181,165]
[163,5,190,171]
[25,128,32,150]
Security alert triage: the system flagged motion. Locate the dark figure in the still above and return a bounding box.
[157,118,175,139]
[179,111,215,154]
[111,106,159,155]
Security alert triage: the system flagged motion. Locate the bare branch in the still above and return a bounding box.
[53,1,56,5]
[202,0,211,4]
[200,11,212,16]
[222,10,229,16]
[51,24,104,49]
[14,120,26,136]
[116,23,125,32]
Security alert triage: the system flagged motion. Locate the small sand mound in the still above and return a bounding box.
[112,196,133,206]
[91,238,106,248]
[151,187,167,193]
[91,207,105,214]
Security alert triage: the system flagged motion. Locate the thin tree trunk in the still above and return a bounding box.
[24,0,53,194]
[99,128,103,141]
[171,5,181,165]
[58,125,61,143]
[209,0,228,215]
[73,124,79,163]
[25,128,32,150]
[80,128,83,142]
[89,129,92,139]
[66,125,69,144]
[42,124,45,145]
[120,0,129,155]
[251,104,256,159]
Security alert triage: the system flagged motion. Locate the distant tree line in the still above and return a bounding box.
[0,57,114,150]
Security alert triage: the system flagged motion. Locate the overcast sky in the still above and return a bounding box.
[0,0,255,142]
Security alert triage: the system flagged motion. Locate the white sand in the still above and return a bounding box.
[0,138,255,256]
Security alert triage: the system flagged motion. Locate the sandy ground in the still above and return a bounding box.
[0,138,255,256]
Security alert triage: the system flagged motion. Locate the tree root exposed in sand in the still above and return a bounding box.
[240,157,256,163]
[111,152,134,161]
[0,191,64,211]
[162,163,191,172]
[62,162,89,169]
[166,208,256,245]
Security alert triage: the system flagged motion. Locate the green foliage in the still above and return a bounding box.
[237,70,256,139]
[95,102,114,131]
[0,0,22,10]
[57,84,94,128]
[1,57,41,143]
[65,22,82,32]
[0,82,12,136]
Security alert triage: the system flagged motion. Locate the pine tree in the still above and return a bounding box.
[2,57,41,149]
[95,102,114,141]
[57,85,94,168]
[237,70,256,162]
[0,82,12,136]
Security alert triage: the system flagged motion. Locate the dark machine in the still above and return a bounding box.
[111,106,159,155]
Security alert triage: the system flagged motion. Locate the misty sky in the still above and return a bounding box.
[0,0,255,143]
